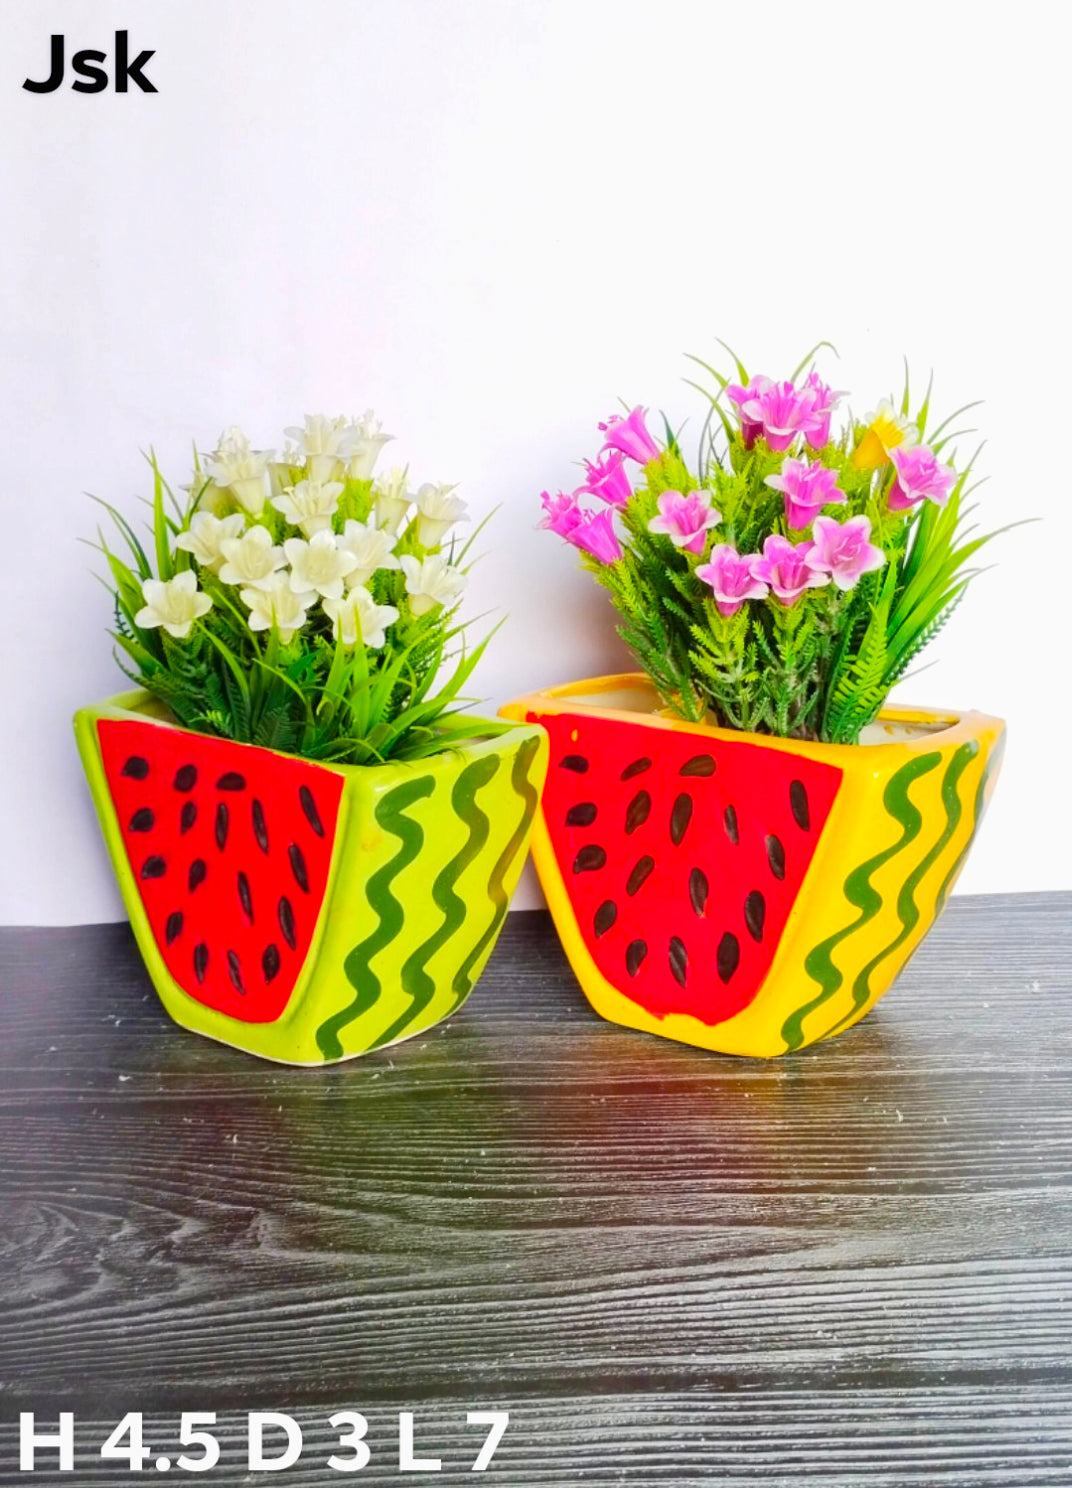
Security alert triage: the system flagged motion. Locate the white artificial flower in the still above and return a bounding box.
[284,415,350,482]
[414,482,469,548]
[399,553,466,616]
[283,531,359,601]
[184,469,228,515]
[338,518,401,588]
[135,571,212,640]
[212,425,250,459]
[270,478,344,537]
[175,512,245,571]
[343,409,394,482]
[268,445,305,497]
[322,586,400,649]
[204,426,274,516]
[217,524,286,590]
[371,466,413,532]
[240,573,316,643]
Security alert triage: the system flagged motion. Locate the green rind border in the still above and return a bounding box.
[780,751,943,1051]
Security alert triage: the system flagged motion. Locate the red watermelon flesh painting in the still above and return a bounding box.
[97,719,342,1023]
[534,711,843,1025]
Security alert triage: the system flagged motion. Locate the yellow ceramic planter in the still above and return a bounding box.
[76,690,548,1064]
[501,674,1004,1056]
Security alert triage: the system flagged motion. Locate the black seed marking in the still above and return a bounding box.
[215,802,229,852]
[625,939,648,977]
[566,802,598,828]
[573,844,607,875]
[620,757,652,781]
[717,931,740,984]
[227,950,245,995]
[594,900,618,938]
[173,764,198,793]
[689,868,709,917]
[140,855,166,880]
[262,944,281,983]
[165,910,183,945]
[180,800,197,835]
[679,753,716,777]
[251,799,269,854]
[237,871,254,923]
[724,805,739,845]
[278,896,297,950]
[744,889,766,943]
[790,779,811,831]
[299,785,325,837]
[670,793,694,846]
[669,936,688,988]
[217,771,246,792]
[121,755,149,780]
[129,807,155,833]
[560,754,589,773]
[188,858,207,893]
[626,855,655,896]
[289,843,310,893]
[625,790,651,834]
[193,942,209,984]
[766,834,786,881]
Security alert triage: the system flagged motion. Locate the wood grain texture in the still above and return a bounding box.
[1,896,1072,1484]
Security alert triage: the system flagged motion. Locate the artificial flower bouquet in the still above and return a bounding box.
[539,349,994,743]
[74,413,547,1064]
[99,413,487,764]
[503,351,1005,1057]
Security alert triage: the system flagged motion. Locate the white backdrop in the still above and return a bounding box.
[2,0,1068,924]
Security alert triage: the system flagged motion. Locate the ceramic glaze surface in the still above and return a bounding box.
[77,692,548,1063]
[501,674,1004,1057]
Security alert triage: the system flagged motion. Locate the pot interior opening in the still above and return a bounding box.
[857,715,960,744]
[543,679,960,746]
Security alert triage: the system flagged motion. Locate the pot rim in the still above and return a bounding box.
[77,688,535,779]
[500,671,1004,765]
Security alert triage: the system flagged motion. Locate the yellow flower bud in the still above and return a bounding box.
[850,402,918,471]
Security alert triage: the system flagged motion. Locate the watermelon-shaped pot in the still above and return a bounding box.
[500,674,1004,1057]
[75,691,548,1063]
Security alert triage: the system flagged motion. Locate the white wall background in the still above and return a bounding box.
[1,0,1068,924]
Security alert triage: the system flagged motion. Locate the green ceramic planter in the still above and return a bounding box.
[75,691,548,1063]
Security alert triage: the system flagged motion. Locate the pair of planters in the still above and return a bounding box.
[75,681,1004,1063]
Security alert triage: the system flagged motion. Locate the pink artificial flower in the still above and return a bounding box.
[741,380,819,453]
[539,490,622,562]
[801,372,846,450]
[696,543,770,617]
[539,489,585,540]
[568,507,623,564]
[578,451,633,509]
[764,457,846,529]
[805,515,886,591]
[726,374,774,449]
[888,445,956,511]
[647,488,721,554]
[599,406,660,465]
[749,534,829,606]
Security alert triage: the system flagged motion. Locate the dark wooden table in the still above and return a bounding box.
[2,896,1072,1485]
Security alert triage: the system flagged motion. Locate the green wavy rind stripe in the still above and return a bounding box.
[315,774,435,1061]
[935,734,1005,916]
[780,751,943,1052]
[448,735,542,1013]
[369,754,501,1051]
[822,740,979,1040]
